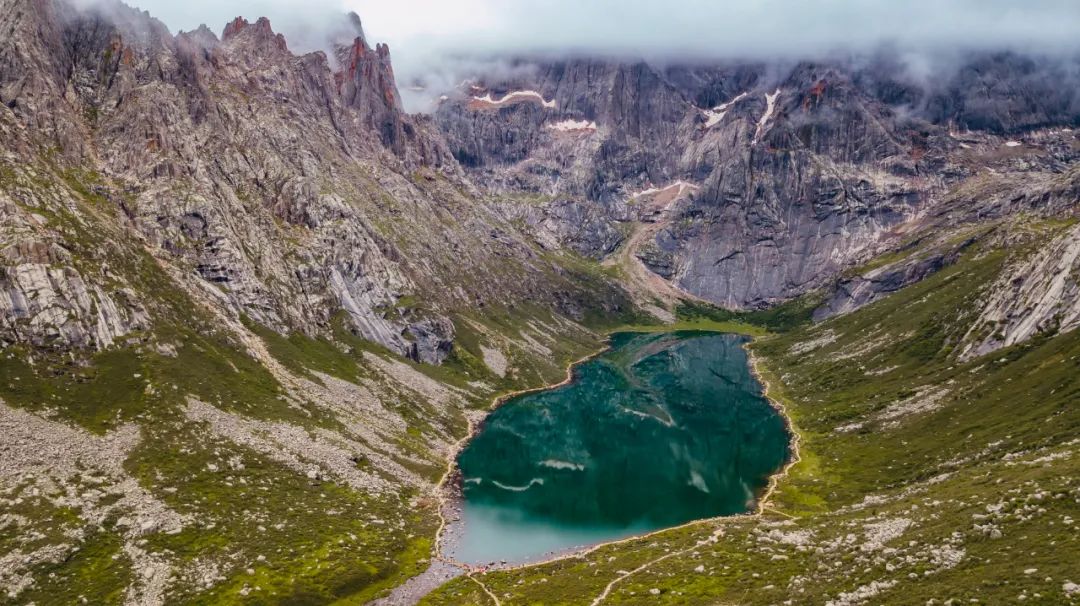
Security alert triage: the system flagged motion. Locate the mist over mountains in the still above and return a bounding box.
[94,0,1080,111]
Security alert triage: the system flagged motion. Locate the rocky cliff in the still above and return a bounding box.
[434,53,1080,309]
[0,0,632,365]
[0,2,639,602]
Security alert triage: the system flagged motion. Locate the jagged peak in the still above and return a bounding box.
[253,16,275,35]
[347,36,393,59]
[191,23,217,38]
[221,16,248,40]
[221,15,287,52]
[178,23,219,47]
[59,0,174,51]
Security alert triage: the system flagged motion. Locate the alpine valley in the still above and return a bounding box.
[0,0,1078,605]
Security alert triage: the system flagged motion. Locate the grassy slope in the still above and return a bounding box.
[421,229,1080,605]
[0,165,426,604]
[4,154,1078,604]
[0,162,616,605]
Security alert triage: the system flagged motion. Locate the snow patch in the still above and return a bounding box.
[753,89,781,144]
[471,90,556,109]
[547,119,597,133]
[1005,140,1023,147]
[629,181,699,201]
[701,91,749,128]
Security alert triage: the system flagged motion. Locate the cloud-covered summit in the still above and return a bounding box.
[112,0,1080,110]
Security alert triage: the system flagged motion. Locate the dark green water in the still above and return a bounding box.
[450,331,791,565]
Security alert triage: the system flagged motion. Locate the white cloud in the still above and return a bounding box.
[118,0,1080,110]
[123,0,1080,58]
[365,0,1080,58]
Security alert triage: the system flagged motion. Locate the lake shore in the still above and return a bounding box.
[374,328,803,605]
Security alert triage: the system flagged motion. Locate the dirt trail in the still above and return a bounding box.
[589,528,727,606]
[602,182,709,320]
[367,559,464,606]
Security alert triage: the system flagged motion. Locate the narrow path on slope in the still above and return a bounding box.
[588,528,727,606]
[468,573,503,605]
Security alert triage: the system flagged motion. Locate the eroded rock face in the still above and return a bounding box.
[3,0,1079,361]
[434,53,1080,309]
[0,253,149,350]
[814,253,958,322]
[494,196,629,259]
[435,59,693,198]
[0,0,633,363]
[962,222,1080,359]
[435,60,929,307]
[0,0,452,360]
[0,161,151,350]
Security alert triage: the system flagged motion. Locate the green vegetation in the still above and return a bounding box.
[126,429,438,606]
[674,295,823,333]
[613,317,767,337]
[6,149,1078,606]
[0,319,333,434]
[422,239,1080,605]
[242,315,369,385]
[1,156,655,605]
[18,528,133,605]
[0,163,468,605]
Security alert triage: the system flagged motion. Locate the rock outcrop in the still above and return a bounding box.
[0,0,630,363]
[0,0,1077,354]
[434,53,1080,309]
[814,250,960,322]
[0,240,149,350]
[962,221,1080,359]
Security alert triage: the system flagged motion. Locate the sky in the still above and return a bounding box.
[117,0,1080,109]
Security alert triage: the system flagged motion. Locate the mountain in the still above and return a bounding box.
[0,0,634,603]
[1,0,1079,604]
[0,0,636,363]
[434,53,1080,309]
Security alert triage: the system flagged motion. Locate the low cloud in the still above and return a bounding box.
[114,0,1080,111]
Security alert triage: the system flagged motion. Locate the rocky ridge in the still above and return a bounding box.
[0,1,631,602]
[0,0,631,365]
[434,54,1080,312]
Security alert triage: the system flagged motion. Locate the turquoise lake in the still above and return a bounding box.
[449,331,791,565]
